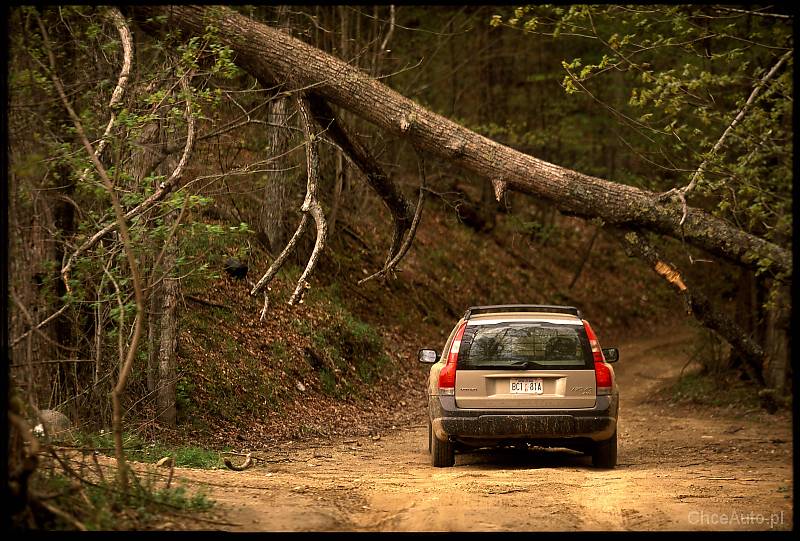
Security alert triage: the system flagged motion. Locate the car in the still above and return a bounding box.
[418,304,619,468]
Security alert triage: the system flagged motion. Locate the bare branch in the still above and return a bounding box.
[306,97,413,265]
[259,292,269,322]
[289,94,328,306]
[379,5,396,52]
[289,203,327,305]
[249,214,309,297]
[359,151,427,285]
[61,73,196,293]
[248,94,330,307]
[712,6,792,20]
[81,7,133,172]
[10,304,68,348]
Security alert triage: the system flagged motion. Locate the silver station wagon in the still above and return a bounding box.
[419,305,620,468]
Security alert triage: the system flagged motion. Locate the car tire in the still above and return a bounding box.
[427,418,432,454]
[431,432,455,467]
[592,431,617,468]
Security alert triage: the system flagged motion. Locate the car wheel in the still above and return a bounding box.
[592,431,617,468]
[431,431,455,467]
[427,418,432,454]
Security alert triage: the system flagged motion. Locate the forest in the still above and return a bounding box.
[5,5,793,531]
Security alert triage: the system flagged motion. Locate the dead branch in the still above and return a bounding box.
[248,94,329,307]
[379,5,396,52]
[359,151,427,284]
[224,452,254,471]
[75,7,133,176]
[9,291,75,352]
[712,6,792,20]
[615,228,765,383]
[250,214,310,297]
[10,305,68,348]
[259,292,270,322]
[289,94,329,305]
[306,96,414,266]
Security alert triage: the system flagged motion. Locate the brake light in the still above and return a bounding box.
[438,321,467,395]
[583,319,613,395]
[594,361,613,392]
[582,319,605,362]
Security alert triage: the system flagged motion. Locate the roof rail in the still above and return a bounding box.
[464,304,582,319]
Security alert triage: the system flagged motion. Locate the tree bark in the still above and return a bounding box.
[157,247,179,426]
[146,287,161,394]
[261,92,294,253]
[127,5,791,280]
[259,6,299,256]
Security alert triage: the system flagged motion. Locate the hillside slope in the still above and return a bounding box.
[158,182,684,450]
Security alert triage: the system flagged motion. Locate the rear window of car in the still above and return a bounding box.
[457,321,592,369]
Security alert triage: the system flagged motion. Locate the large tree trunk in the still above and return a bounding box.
[261,86,295,254]
[127,5,790,280]
[131,107,166,396]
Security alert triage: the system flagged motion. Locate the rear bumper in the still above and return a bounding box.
[429,395,618,444]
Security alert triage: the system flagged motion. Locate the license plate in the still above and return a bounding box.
[510,378,543,394]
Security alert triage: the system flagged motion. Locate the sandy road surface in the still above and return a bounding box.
[173,331,792,531]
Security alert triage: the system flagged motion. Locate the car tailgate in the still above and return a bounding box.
[455,369,597,408]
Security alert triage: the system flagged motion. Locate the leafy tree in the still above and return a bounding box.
[492,5,792,269]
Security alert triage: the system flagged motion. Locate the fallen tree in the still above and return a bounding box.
[127,5,791,280]
[117,6,790,386]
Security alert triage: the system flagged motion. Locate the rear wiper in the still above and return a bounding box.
[504,361,542,369]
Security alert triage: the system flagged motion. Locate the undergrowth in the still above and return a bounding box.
[299,286,390,400]
[25,458,213,530]
[661,372,760,409]
[76,431,224,469]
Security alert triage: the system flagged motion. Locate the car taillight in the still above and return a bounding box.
[582,319,605,363]
[583,319,613,395]
[438,321,467,395]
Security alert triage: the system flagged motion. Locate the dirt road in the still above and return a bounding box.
[174,331,793,531]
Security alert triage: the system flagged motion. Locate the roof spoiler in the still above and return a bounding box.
[464,304,582,320]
